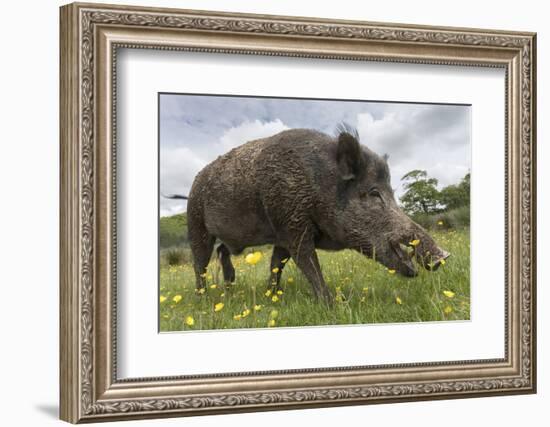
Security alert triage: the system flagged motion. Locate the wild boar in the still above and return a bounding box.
[166,125,449,302]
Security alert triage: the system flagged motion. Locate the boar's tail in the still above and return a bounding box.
[162,193,188,200]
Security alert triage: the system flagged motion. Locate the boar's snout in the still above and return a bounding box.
[427,249,451,271]
[415,244,451,272]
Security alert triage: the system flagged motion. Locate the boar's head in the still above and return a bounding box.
[332,126,450,277]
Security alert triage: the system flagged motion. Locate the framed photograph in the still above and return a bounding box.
[60,2,537,423]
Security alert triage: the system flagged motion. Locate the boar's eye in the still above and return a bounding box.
[369,188,386,205]
[369,188,382,199]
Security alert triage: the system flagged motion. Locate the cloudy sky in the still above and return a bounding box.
[159,93,470,217]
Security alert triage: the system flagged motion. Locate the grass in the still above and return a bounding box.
[411,206,470,230]
[159,228,470,332]
[162,247,192,267]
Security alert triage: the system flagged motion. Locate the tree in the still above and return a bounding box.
[400,170,442,215]
[439,173,470,210]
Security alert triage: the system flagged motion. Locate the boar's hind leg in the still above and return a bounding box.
[189,230,215,291]
[216,244,235,283]
[288,239,333,303]
[268,246,291,291]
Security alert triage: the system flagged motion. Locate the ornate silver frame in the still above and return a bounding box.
[60,2,536,423]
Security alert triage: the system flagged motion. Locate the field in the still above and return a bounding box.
[159,228,470,331]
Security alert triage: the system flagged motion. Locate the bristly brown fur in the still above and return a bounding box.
[335,122,360,141]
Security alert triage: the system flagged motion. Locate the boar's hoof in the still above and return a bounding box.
[318,288,334,305]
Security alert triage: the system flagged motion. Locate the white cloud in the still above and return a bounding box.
[219,119,289,151]
[160,146,206,216]
[356,108,470,198]
[357,112,412,159]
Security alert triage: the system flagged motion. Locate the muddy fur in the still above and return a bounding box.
[177,127,449,302]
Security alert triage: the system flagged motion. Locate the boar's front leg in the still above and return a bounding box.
[268,246,291,291]
[288,235,333,303]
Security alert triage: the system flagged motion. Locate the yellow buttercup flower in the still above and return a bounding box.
[396,296,403,305]
[444,305,453,314]
[272,267,279,274]
[210,284,217,289]
[437,220,444,226]
[276,290,283,295]
[271,295,279,303]
[214,302,224,312]
[254,304,262,311]
[362,287,369,293]
[245,251,263,265]
[268,319,276,327]
[159,295,167,303]
[172,295,182,304]
[185,316,194,326]
[443,290,455,298]
[265,289,272,297]
[233,314,242,321]
[440,259,446,266]
[388,269,396,275]
[242,308,251,318]
[409,239,420,246]
[287,277,294,284]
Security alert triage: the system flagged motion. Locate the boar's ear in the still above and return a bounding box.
[336,132,365,180]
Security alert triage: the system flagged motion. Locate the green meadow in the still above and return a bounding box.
[159,227,470,332]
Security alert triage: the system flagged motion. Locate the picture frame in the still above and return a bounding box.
[59,2,536,423]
